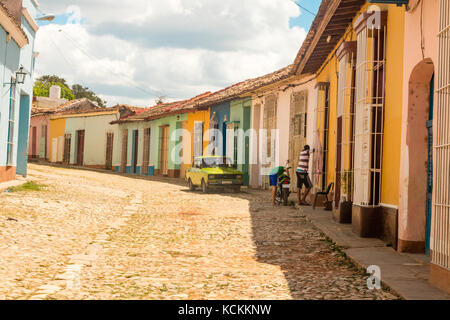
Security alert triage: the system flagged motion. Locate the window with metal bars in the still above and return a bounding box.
[432,0,450,270]
[353,11,387,207]
[336,41,357,204]
[6,78,16,166]
[314,82,330,191]
[263,94,277,165]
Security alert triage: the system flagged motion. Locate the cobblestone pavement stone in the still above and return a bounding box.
[0,164,399,300]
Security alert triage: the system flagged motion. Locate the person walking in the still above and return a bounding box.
[297,145,313,206]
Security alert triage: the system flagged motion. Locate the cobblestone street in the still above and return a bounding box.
[0,164,398,300]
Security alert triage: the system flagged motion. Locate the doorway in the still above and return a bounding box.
[159,126,169,176]
[31,127,37,158]
[76,130,85,166]
[106,133,114,170]
[131,130,139,174]
[398,59,435,253]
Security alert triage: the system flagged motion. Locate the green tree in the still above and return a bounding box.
[71,84,106,108]
[33,80,75,100]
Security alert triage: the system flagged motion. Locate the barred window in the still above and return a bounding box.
[432,0,450,270]
[353,11,387,207]
[336,41,357,203]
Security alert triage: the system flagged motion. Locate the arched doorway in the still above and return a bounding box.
[398,58,435,253]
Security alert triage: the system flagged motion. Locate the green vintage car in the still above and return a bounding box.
[186,156,244,193]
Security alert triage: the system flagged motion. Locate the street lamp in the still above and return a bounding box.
[36,14,55,21]
[15,66,27,84]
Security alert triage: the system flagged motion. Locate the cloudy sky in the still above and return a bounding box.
[35,0,320,107]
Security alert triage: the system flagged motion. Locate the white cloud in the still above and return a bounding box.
[35,0,307,106]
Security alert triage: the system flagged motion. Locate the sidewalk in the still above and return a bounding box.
[299,205,450,300]
[0,176,28,192]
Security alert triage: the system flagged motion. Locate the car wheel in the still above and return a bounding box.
[201,179,208,194]
[188,179,195,191]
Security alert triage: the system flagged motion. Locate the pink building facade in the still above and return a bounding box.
[28,113,51,160]
[399,0,450,293]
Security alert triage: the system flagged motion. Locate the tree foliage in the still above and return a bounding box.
[33,79,75,101]
[33,75,107,107]
[71,84,106,108]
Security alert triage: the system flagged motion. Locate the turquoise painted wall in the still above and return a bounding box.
[230,97,252,186]
[116,113,188,174]
[0,1,37,176]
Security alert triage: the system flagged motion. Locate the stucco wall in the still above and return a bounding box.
[398,0,440,246]
[29,115,50,159]
[49,118,65,163]
[65,114,119,166]
[0,0,37,180]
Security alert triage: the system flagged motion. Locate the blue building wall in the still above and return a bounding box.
[210,102,230,157]
[0,0,37,180]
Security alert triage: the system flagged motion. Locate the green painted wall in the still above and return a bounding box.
[230,97,252,186]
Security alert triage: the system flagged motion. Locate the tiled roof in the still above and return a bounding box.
[291,0,366,75]
[0,2,28,43]
[193,65,293,109]
[111,65,292,124]
[52,98,100,115]
[112,92,212,124]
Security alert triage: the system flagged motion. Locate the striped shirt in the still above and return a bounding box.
[297,150,310,173]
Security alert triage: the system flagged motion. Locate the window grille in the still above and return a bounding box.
[314,82,330,191]
[337,42,357,203]
[6,79,16,166]
[353,11,387,207]
[432,0,450,269]
[289,90,308,191]
[263,94,277,165]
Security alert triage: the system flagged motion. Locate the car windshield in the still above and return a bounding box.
[202,157,233,168]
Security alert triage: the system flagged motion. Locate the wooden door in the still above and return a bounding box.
[120,129,128,173]
[142,128,151,175]
[132,130,139,174]
[31,127,37,158]
[335,117,343,208]
[63,134,71,164]
[76,130,85,166]
[42,125,47,159]
[105,133,114,170]
[159,126,169,176]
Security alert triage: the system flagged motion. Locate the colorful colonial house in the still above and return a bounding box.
[29,85,69,160]
[290,0,406,247]
[0,0,39,182]
[396,0,450,294]
[48,98,99,164]
[111,93,211,178]
[249,67,317,191]
[50,103,138,169]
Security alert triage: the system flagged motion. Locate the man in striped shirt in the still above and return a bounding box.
[297,145,313,206]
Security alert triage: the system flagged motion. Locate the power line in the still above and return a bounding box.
[289,0,317,17]
[56,28,167,99]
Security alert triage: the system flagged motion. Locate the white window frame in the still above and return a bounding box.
[353,11,387,207]
[7,77,16,166]
[336,42,357,203]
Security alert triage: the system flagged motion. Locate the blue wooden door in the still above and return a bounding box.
[426,75,434,255]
